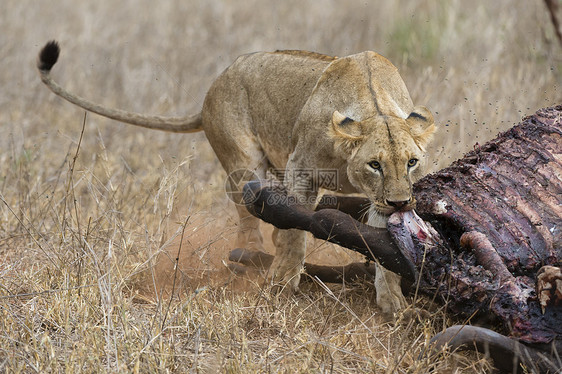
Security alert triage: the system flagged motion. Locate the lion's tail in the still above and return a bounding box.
[37,41,203,133]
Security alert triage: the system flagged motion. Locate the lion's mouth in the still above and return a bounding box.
[372,200,416,216]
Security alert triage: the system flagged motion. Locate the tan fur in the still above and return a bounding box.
[38,47,436,311]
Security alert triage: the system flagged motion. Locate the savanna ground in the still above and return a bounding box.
[1,1,561,372]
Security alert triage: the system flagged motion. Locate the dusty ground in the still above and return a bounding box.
[148,205,366,298]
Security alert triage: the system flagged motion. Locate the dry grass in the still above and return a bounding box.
[0,0,560,372]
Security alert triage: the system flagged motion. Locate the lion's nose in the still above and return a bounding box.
[386,199,410,209]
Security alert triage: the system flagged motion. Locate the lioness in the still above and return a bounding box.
[37,41,436,315]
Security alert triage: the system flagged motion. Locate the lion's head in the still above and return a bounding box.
[330,106,436,216]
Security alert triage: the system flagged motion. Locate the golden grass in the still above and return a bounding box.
[0,0,560,372]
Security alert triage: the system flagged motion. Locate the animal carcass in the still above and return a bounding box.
[231,105,562,372]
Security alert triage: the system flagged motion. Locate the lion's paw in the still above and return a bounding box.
[374,263,408,317]
[267,257,303,293]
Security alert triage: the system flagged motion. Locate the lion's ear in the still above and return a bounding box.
[406,106,436,152]
[329,111,364,158]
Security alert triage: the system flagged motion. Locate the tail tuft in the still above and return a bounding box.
[37,40,60,72]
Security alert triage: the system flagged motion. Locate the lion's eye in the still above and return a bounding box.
[368,161,381,170]
[407,158,418,168]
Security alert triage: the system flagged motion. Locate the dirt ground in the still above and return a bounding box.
[147,202,366,299]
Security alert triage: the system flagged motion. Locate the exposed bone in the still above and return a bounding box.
[460,231,514,284]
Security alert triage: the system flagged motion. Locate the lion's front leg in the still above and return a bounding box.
[269,227,307,291]
[267,158,317,292]
[374,262,408,316]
